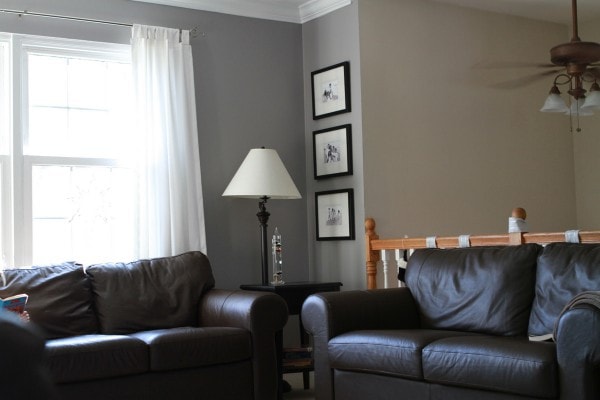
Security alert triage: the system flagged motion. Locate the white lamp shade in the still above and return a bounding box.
[582,90,600,111]
[223,148,301,199]
[540,93,568,113]
[566,98,594,116]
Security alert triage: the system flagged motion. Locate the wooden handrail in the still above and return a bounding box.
[365,212,600,290]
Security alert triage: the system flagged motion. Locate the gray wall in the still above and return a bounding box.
[0,0,308,289]
[302,2,365,289]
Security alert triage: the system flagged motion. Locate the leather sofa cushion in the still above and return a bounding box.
[405,244,541,336]
[86,251,215,334]
[529,242,600,336]
[130,326,252,371]
[423,336,557,398]
[328,329,480,380]
[45,334,148,383]
[0,263,98,339]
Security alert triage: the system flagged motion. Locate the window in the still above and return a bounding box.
[2,33,137,267]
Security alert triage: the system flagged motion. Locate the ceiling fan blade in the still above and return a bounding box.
[473,61,556,69]
[489,69,560,89]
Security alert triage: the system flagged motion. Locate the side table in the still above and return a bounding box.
[240,281,342,398]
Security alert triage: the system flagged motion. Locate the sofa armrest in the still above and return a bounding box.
[199,289,288,400]
[301,288,419,400]
[555,292,600,400]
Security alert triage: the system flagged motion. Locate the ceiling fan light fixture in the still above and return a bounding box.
[566,98,594,116]
[540,87,568,113]
[581,82,600,111]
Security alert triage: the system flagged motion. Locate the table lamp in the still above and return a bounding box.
[223,148,301,285]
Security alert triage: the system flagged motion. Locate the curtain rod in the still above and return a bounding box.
[0,8,204,37]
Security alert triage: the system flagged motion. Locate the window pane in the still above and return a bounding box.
[28,54,68,107]
[26,53,133,158]
[32,165,137,265]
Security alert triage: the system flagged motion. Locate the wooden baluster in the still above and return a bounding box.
[381,250,391,289]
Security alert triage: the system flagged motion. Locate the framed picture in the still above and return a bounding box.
[313,124,353,180]
[315,189,355,241]
[311,61,351,120]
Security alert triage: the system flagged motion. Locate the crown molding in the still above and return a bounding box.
[130,0,351,24]
[300,0,351,23]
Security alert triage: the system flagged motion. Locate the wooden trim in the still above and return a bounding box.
[365,217,600,290]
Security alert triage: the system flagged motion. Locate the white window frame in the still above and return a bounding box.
[2,33,133,267]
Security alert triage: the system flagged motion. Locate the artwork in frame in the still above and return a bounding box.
[311,61,351,120]
[313,124,353,180]
[315,189,355,241]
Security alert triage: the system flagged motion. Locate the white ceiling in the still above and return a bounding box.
[131,0,600,25]
[433,0,600,25]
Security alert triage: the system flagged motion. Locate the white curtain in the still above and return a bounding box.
[131,24,207,258]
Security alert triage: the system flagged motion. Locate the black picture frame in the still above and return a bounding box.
[315,188,355,241]
[311,61,351,120]
[313,124,353,180]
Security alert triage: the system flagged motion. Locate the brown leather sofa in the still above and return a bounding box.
[302,243,600,400]
[0,251,288,400]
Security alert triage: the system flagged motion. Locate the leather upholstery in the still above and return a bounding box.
[130,326,251,371]
[405,244,541,336]
[303,243,600,400]
[199,288,289,400]
[45,334,148,383]
[86,251,215,334]
[302,288,419,400]
[329,329,480,379]
[0,263,98,339]
[1,251,287,400]
[555,303,600,400]
[529,242,600,336]
[423,336,557,398]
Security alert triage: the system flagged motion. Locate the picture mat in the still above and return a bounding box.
[316,191,352,239]
[314,127,349,177]
[313,64,347,116]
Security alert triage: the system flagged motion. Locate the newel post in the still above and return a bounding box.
[365,218,379,290]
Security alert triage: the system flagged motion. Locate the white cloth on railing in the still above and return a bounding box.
[565,230,580,243]
[508,217,528,233]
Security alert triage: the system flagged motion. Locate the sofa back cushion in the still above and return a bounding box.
[405,244,541,336]
[0,263,98,339]
[528,242,600,336]
[86,251,215,334]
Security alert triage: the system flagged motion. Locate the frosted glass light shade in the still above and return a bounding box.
[223,148,301,199]
[582,90,600,111]
[566,98,594,116]
[540,93,568,113]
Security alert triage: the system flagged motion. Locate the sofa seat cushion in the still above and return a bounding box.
[529,242,600,336]
[130,326,252,371]
[45,334,148,383]
[422,336,557,398]
[328,329,480,380]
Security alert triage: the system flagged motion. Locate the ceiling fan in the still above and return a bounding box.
[478,0,600,130]
[538,0,600,129]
